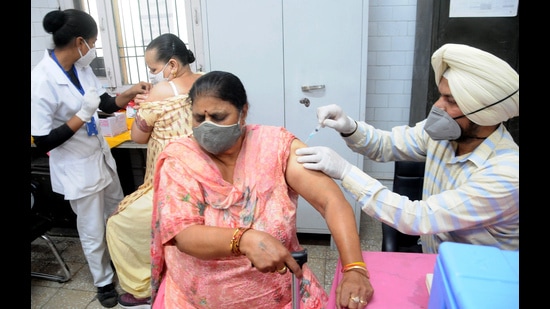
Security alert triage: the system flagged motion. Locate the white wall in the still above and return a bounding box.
[31,0,73,70]
[31,0,59,70]
[30,0,418,187]
[365,0,417,187]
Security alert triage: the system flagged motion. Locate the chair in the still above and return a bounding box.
[381,161,425,253]
[31,156,77,229]
[31,180,72,283]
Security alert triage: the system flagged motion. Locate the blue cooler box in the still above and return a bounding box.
[428,242,519,309]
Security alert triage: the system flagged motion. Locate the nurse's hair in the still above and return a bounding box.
[187,71,248,112]
[43,9,98,48]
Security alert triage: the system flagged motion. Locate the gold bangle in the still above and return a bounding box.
[342,261,366,269]
[342,265,370,279]
[230,227,251,255]
[229,228,243,252]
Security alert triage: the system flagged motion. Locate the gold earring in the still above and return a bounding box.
[172,71,177,78]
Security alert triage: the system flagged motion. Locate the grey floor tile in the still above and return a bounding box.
[31,211,383,308]
[39,288,98,309]
[30,285,57,309]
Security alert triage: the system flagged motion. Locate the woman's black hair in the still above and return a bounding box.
[43,9,98,48]
[188,71,248,111]
[146,33,196,65]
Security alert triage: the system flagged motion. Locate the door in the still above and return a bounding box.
[201,0,368,233]
[201,0,285,126]
[283,1,367,233]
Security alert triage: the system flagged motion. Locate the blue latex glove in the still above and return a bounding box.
[295,146,352,180]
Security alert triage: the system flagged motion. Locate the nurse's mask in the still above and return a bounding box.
[75,40,97,69]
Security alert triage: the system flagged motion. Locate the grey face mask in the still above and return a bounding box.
[193,116,243,154]
[424,106,461,140]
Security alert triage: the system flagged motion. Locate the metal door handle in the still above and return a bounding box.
[301,85,325,92]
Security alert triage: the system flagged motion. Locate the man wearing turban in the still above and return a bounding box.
[295,43,519,253]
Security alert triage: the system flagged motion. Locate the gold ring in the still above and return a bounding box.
[350,296,360,303]
[277,266,287,274]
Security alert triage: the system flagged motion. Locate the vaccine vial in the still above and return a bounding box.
[126,100,136,118]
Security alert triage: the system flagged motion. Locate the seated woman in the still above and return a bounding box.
[151,71,374,308]
[106,33,203,308]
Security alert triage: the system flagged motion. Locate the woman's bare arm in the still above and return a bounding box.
[285,138,364,266]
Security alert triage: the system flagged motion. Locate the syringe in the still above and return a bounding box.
[304,124,322,144]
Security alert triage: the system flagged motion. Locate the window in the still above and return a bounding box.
[75,0,203,91]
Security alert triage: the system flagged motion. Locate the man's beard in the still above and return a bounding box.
[454,120,486,142]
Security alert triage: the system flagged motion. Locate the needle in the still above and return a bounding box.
[304,124,322,144]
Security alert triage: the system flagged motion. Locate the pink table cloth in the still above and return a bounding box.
[327,251,437,309]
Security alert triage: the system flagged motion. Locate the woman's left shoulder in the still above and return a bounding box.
[251,125,295,143]
[249,124,288,134]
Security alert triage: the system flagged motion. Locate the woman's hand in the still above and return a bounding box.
[336,270,374,308]
[238,229,303,278]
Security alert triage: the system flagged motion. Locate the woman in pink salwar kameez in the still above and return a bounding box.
[151,71,374,309]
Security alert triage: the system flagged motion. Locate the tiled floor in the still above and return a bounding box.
[31,212,382,308]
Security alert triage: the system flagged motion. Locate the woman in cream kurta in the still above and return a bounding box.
[106,93,193,297]
[106,33,204,301]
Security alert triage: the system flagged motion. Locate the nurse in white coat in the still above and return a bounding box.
[30,9,150,308]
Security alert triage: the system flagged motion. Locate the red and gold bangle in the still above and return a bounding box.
[230,227,251,255]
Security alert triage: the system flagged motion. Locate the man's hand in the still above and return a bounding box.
[76,88,100,122]
[317,104,356,135]
[295,146,352,180]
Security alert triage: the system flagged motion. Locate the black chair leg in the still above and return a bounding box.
[381,223,398,252]
[382,161,425,253]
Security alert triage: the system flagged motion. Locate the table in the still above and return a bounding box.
[30,114,146,195]
[104,117,146,149]
[31,115,146,149]
[327,251,437,309]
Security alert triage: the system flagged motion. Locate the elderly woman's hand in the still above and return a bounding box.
[336,270,374,309]
[238,229,303,278]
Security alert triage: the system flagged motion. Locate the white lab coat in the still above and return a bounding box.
[31,49,118,200]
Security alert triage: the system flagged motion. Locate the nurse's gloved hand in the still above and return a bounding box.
[295,146,352,180]
[76,88,101,122]
[317,104,357,135]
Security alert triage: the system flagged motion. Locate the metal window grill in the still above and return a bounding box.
[81,0,189,85]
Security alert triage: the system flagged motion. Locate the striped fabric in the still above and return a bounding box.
[340,119,519,253]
